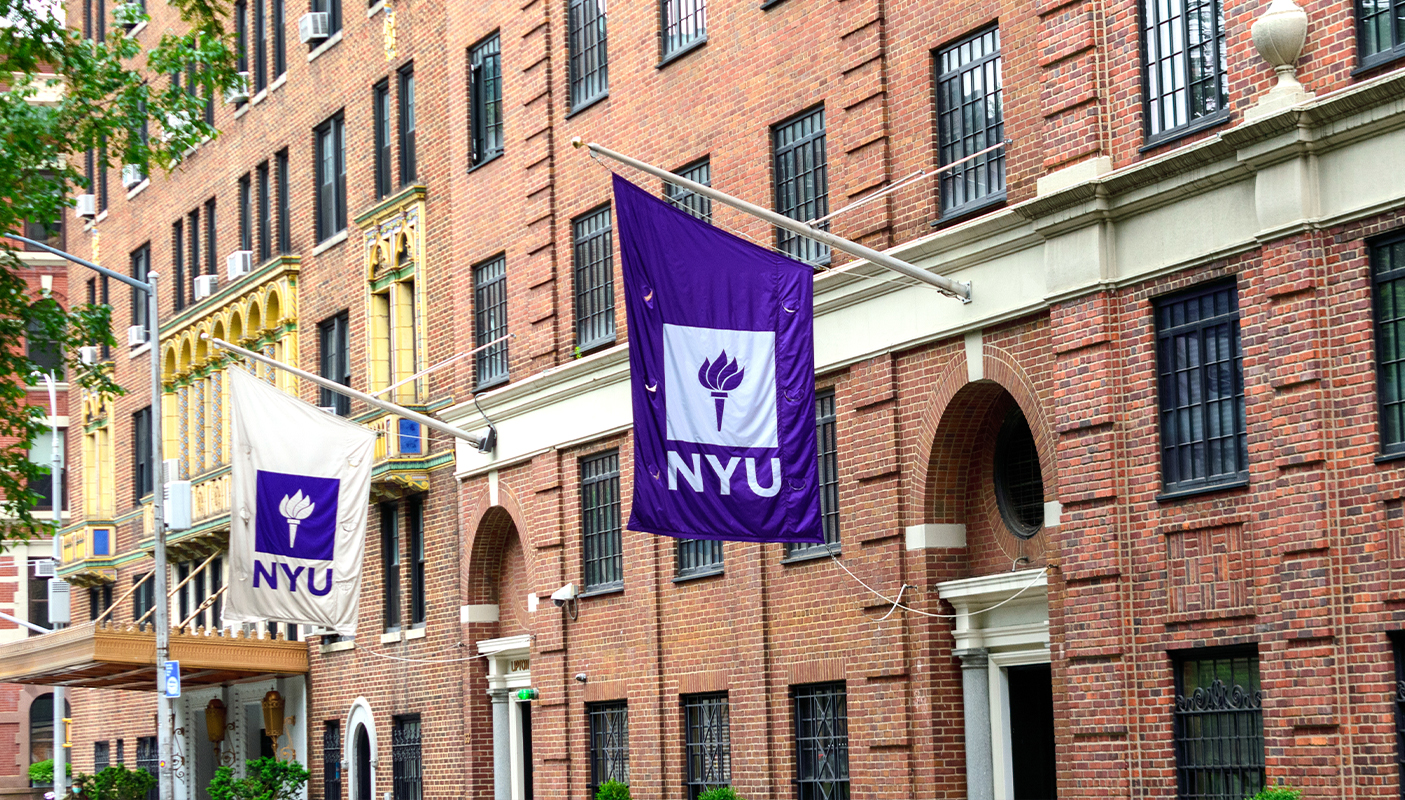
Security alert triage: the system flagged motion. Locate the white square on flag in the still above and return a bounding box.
[663,323,778,449]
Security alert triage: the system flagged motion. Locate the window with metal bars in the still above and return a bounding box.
[399,65,416,185]
[258,162,271,262]
[664,158,711,223]
[676,538,723,579]
[1154,281,1247,496]
[94,741,110,772]
[1359,0,1405,67]
[787,389,839,558]
[581,449,622,592]
[276,151,291,254]
[793,683,849,800]
[568,0,608,110]
[660,0,705,61]
[470,34,503,166]
[323,722,342,800]
[133,406,152,500]
[935,27,1004,217]
[239,174,253,252]
[773,107,828,265]
[136,737,158,800]
[993,404,1043,539]
[1373,233,1405,455]
[409,498,425,627]
[374,80,392,199]
[473,255,508,388]
[588,701,629,796]
[382,502,401,631]
[391,716,421,800]
[315,113,346,242]
[1142,0,1228,142]
[573,205,615,351]
[682,693,730,799]
[1172,649,1263,800]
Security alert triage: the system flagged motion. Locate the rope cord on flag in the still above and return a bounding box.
[828,551,1049,620]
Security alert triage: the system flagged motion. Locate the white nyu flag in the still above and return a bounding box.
[224,368,376,637]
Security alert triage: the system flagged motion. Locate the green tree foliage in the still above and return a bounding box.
[27,758,72,784]
[72,765,157,800]
[697,788,742,800]
[206,758,310,800]
[594,780,631,800]
[0,0,240,545]
[1246,787,1301,800]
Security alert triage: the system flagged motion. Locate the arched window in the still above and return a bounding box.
[28,693,70,785]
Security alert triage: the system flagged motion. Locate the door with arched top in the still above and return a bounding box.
[354,726,371,800]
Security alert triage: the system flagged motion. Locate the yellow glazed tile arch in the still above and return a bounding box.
[264,286,284,329]
[245,296,263,338]
[162,343,180,384]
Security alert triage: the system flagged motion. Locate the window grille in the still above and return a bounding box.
[391,716,421,800]
[1393,636,1405,797]
[1173,650,1263,800]
[136,737,158,800]
[682,693,730,799]
[94,741,110,772]
[315,114,347,242]
[239,174,253,252]
[258,162,271,262]
[470,34,503,165]
[935,27,1004,216]
[573,205,616,351]
[1359,0,1405,67]
[472,255,508,388]
[382,502,401,631]
[993,404,1043,538]
[788,390,839,557]
[323,722,342,800]
[588,701,629,795]
[568,0,608,109]
[116,739,124,765]
[1154,281,1247,494]
[773,107,828,265]
[409,498,425,626]
[133,406,153,500]
[664,158,711,223]
[399,66,416,185]
[793,683,849,800]
[677,538,723,578]
[1373,233,1405,455]
[374,81,392,199]
[1142,0,1228,140]
[581,450,622,591]
[661,0,705,59]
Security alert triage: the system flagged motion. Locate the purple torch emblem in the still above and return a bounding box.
[698,350,745,431]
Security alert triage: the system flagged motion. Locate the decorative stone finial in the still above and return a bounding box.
[1248,0,1313,119]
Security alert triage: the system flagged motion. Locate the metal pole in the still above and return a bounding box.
[42,373,66,800]
[147,272,173,800]
[0,609,51,634]
[569,138,973,303]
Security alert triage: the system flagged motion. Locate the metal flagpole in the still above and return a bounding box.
[569,137,973,303]
[37,372,66,800]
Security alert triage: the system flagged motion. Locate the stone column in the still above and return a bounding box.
[958,648,994,800]
[490,690,511,800]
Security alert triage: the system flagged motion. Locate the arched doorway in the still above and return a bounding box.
[354,726,370,800]
[344,698,376,800]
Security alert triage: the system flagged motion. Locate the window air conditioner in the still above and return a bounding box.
[127,324,148,346]
[79,345,100,365]
[75,194,96,219]
[226,250,253,280]
[114,1,142,30]
[34,559,56,578]
[161,112,193,143]
[121,164,144,189]
[224,72,250,104]
[298,11,329,43]
[193,274,219,300]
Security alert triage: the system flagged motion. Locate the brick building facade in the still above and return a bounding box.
[5,0,1405,797]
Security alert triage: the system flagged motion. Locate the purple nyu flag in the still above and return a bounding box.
[614,174,823,544]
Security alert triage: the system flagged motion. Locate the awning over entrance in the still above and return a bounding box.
[0,621,309,691]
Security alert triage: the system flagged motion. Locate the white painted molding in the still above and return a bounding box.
[1043,501,1062,529]
[964,330,984,382]
[905,523,967,550]
[488,470,499,506]
[460,604,500,624]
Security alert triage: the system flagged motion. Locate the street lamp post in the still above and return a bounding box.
[35,371,66,800]
[12,234,172,800]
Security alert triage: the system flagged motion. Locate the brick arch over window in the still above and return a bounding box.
[461,485,534,608]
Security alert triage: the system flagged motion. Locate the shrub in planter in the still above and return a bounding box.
[595,780,631,800]
[72,765,158,800]
[697,788,742,800]
[1247,787,1301,800]
[28,759,72,785]
[207,758,310,800]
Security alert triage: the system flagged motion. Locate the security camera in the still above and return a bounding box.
[551,583,577,607]
[574,673,588,684]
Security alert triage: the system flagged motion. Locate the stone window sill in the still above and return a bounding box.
[313,229,348,255]
[307,30,344,63]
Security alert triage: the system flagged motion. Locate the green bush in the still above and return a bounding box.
[697,788,742,800]
[28,759,72,785]
[594,780,631,800]
[72,765,157,800]
[1247,787,1301,800]
[207,758,310,800]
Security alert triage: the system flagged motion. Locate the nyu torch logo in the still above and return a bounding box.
[698,351,745,431]
[253,471,339,596]
[278,491,315,549]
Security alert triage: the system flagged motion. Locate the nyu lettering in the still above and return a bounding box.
[667,451,782,497]
[253,559,334,596]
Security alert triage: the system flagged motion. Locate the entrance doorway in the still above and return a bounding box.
[519,703,534,800]
[354,726,371,800]
[1007,664,1056,800]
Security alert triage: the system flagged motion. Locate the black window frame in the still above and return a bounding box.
[234,0,248,95]
[1172,647,1264,800]
[792,682,849,800]
[311,0,341,37]
[323,721,342,800]
[391,715,421,800]
[1358,0,1405,69]
[682,692,730,800]
[94,741,111,772]
[469,33,503,167]
[133,405,153,500]
[239,173,253,252]
[581,449,623,594]
[257,161,271,262]
[1373,232,1405,456]
[252,0,266,93]
[1140,0,1229,145]
[315,113,347,242]
[676,538,723,580]
[187,207,201,285]
[573,204,616,352]
[136,737,158,800]
[381,501,402,631]
[663,158,712,223]
[1392,633,1405,795]
[88,584,112,621]
[787,389,840,559]
[172,219,185,311]
[1154,280,1248,498]
[408,497,425,627]
[318,312,351,415]
[587,700,629,796]
[205,198,217,276]
[472,254,508,389]
[374,79,392,199]
[399,65,416,186]
[276,150,291,254]
[97,137,109,212]
[934,26,1005,219]
[772,106,829,265]
[272,0,286,77]
[130,243,149,336]
[132,573,155,622]
[568,0,608,111]
[660,0,706,63]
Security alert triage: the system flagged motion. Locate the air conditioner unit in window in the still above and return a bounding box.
[223,72,250,104]
[121,164,144,189]
[33,559,55,578]
[79,345,100,365]
[114,1,142,30]
[226,250,253,280]
[193,274,218,300]
[298,11,329,43]
[75,194,96,219]
[161,111,194,143]
[127,324,148,346]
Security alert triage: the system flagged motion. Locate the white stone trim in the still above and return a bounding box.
[1043,501,1062,529]
[461,604,500,623]
[306,30,344,63]
[344,697,377,798]
[965,330,983,381]
[905,523,966,549]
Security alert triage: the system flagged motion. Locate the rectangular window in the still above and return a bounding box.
[1155,281,1247,495]
[1359,0,1405,67]
[1393,635,1405,794]
[391,716,421,800]
[132,573,155,622]
[187,208,200,285]
[253,0,266,92]
[677,538,722,579]
[88,584,112,622]
[581,449,622,592]
[205,198,218,276]
[787,389,839,557]
[172,219,185,311]
[935,27,1005,217]
[1373,233,1405,454]
[97,137,108,212]
[258,162,271,262]
[323,722,342,800]
[472,255,508,388]
[99,275,111,360]
[133,406,153,500]
[276,150,291,254]
[311,0,341,36]
[130,244,149,333]
[664,158,711,223]
[94,741,110,772]
[1172,649,1263,800]
[319,312,351,416]
[793,683,849,800]
[315,113,347,242]
[374,80,392,199]
[409,498,425,626]
[382,502,401,631]
[568,0,608,109]
[661,0,705,60]
[469,34,503,166]
[136,737,158,800]
[1143,0,1228,141]
[272,0,285,77]
[682,693,730,800]
[573,204,615,351]
[234,1,248,86]
[399,66,416,185]
[26,430,66,511]
[588,701,629,796]
[27,572,49,635]
[116,740,124,765]
[773,107,828,264]
[95,0,104,42]
[239,174,253,252]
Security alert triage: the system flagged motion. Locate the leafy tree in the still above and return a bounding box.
[71,765,157,800]
[594,780,631,800]
[28,758,72,785]
[0,0,240,545]
[697,788,742,800]
[1247,787,1301,800]
[206,758,309,800]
